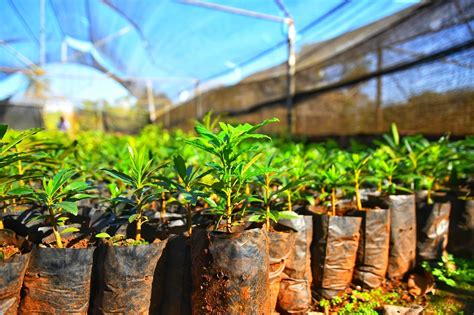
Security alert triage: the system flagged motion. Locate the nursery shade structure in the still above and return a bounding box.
[166,0,474,136]
[0,1,417,105]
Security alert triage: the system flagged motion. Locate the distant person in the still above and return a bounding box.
[57,115,69,132]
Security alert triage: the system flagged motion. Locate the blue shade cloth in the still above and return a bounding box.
[0,0,417,101]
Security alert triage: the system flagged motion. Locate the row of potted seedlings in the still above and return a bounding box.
[0,120,472,314]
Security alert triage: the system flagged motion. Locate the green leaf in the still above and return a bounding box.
[242,153,262,175]
[8,187,34,196]
[174,155,187,181]
[112,197,134,205]
[65,181,88,192]
[248,214,263,222]
[60,227,80,234]
[268,210,278,222]
[56,201,78,215]
[49,169,76,198]
[391,123,399,147]
[128,214,137,223]
[72,193,94,200]
[277,211,299,220]
[102,169,134,186]
[195,123,221,144]
[0,124,7,140]
[95,232,111,239]
[247,197,264,203]
[1,127,42,155]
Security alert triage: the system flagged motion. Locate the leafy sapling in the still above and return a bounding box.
[183,118,278,232]
[345,153,370,211]
[0,125,44,228]
[17,169,91,248]
[102,146,164,242]
[370,149,411,196]
[417,140,454,204]
[249,154,298,231]
[321,164,347,216]
[160,155,210,235]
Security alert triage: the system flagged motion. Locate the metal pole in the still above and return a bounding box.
[375,45,383,133]
[40,0,46,66]
[286,19,296,135]
[61,40,68,62]
[194,80,202,119]
[177,0,286,23]
[146,80,156,123]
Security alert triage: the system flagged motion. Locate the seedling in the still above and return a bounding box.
[102,146,164,241]
[183,118,278,232]
[17,169,91,248]
[160,154,210,235]
[369,148,411,196]
[248,154,298,230]
[320,164,347,216]
[345,152,370,211]
[416,140,455,203]
[0,125,51,229]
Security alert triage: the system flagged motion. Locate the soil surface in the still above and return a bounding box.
[42,236,91,248]
[0,243,20,260]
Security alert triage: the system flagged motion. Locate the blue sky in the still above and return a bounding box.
[0,0,420,104]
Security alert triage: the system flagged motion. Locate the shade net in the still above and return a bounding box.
[0,0,421,133]
[167,0,474,136]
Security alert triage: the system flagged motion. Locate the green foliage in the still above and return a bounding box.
[160,154,210,234]
[95,232,148,246]
[21,169,91,248]
[317,288,403,314]
[247,154,298,229]
[422,254,474,288]
[102,146,165,241]
[183,118,278,231]
[320,163,347,215]
[344,152,370,210]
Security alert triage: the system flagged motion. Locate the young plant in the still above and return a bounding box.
[183,118,278,232]
[248,154,298,231]
[160,154,210,235]
[321,164,347,216]
[0,125,46,229]
[422,254,474,288]
[345,152,370,211]
[280,144,313,212]
[18,169,91,248]
[416,140,455,203]
[369,148,411,196]
[102,146,164,242]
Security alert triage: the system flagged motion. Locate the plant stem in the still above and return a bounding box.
[160,192,166,222]
[355,182,362,211]
[266,204,270,232]
[265,174,270,231]
[18,159,24,186]
[186,204,192,235]
[287,190,292,212]
[226,190,232,233]
[48,207,63,248]
[427,188,433,205]
[136,216,142,241]
[331,188,336,216]
[136,201,143,241]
